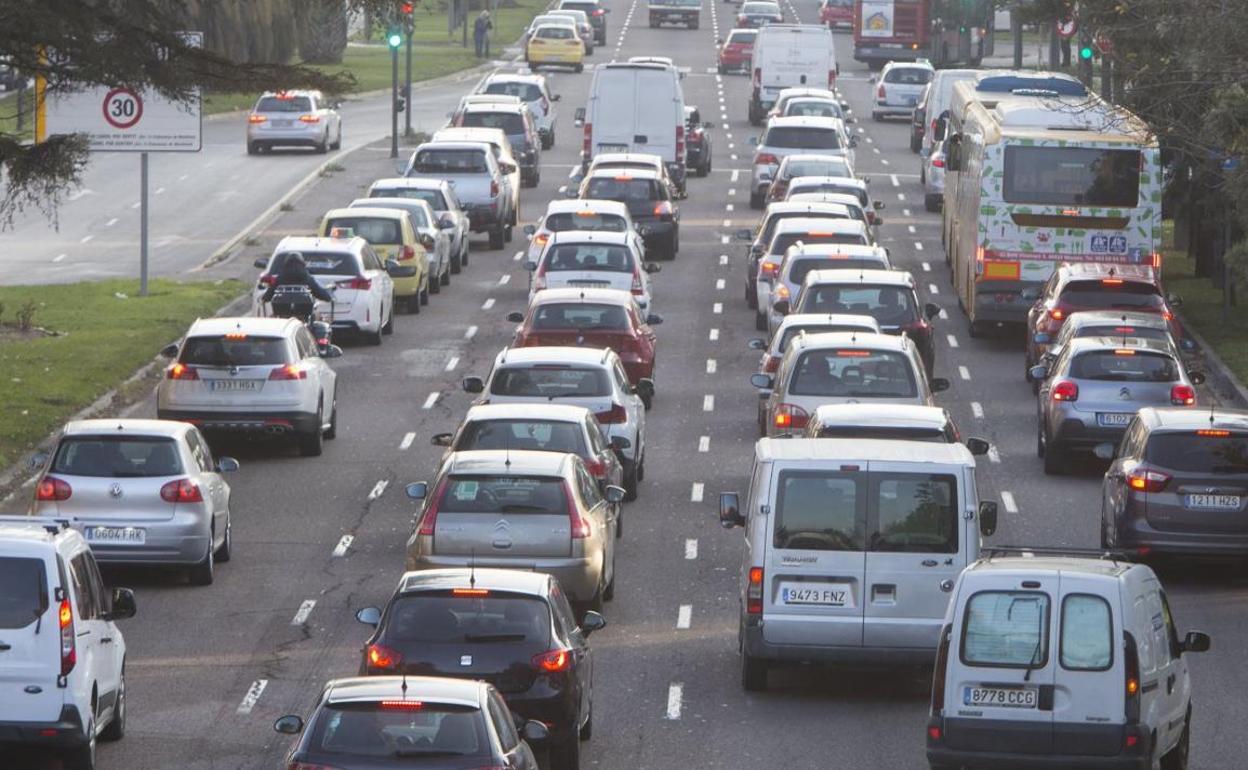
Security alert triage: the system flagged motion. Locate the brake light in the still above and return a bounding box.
[595,403,627,424]
[746,567,763,614]
[299,114,320,124]
[380,700,423,710]
[776,284,790,300]
[653,201,674,219]
[1127,467,1170,493]
[930,625,951,714]
[828,68,836,87]
[755,152,779,166]
[1048,307,1065,321]
[269,364,307,380]
[564,481,591,539]
[533,649,572,672]
[763,355,781,373]
[836,349,871,357]
[366,643,402,672]
[534,233,550,247]
[167,363,199,380]
[59,598,75,676]
[490,179,500,197]
[1170,384,1196,406]
[583,122,592,157]
[416,477,450,537]
[37,477,72,502]
[676,124,685,161]
[338,276,372,290]
[400,245,416,260]
[160,479,204,503]
[1124,632,1141,722]
[1051,380,1079,401]
[774,403,809,430]
[931,157,945,169]
[592,7,604,14]
[1101,278,1124,285]
[584,456,607,478]
[452,588,490,597]
[248,114,267,124]
[259,273,277,287]
[759,260,780,279]
[631,270,645,296]
[877,84,886,99]
[1198,429,1230,437]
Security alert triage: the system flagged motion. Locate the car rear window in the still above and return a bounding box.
[870,473,957,553]
[727,30,757,43]
[462,111,526,135]
[310,702,489,759]
[1074,325,1170,344]
[1060,280,1162,310]
[180,336,290,367]
[1145,432,1248,474]
[52,436,183,477]
[324,216,402,245]
[439,476,569,514]
[585,177,663,202]
[764,127,842,150]
[0,557,48,629]
[536,25,576,39]
[484,82,544,102]
[270,250,359,277]
[799,284,918,326]
[545,243,634,272]
[742,2,779,13]
[813,426,950,442]
[961,591,1051,668]
[385,592,551,645]
[789,257,881,285]
[545,212,627,233]
[784,159,853,179]
[414,149,487,174]
[769,231,867,256]
[786,100,844,119]
[369,187,448,211]
[491,366,610,397]
[1060,594,1113,671]
[884,68,933,85]
[256,95,312,112]
[459,419,586,455]
[774,470,863,551]
[1068,350,1178,382]
[790,184,869,207]
[533,303,631,331]
[790,348,918,399]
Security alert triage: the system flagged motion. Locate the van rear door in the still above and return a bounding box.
[631,68,681,163]
[862,463,963,650]
[0,553,63,723]
[762,466,865,648]
[1050,574,1125,757]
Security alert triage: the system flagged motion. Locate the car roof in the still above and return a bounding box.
[778,87,837,99]
[356,197,433,213]
[462,94,524,105]
[530,287,637,305]
[323,206,407,222]
[547,229,633,245]
[883,60,934,71]
[1057,263,1158,283]
[495,345,615,367]
[788,176,865,189]
[811,403,949,427]
[802,267,914,286]
[1064,310,1170,329]
[257,89,321,100]
[543,199,630,216]
[1065,335,1176,356]
[416,140,492,152]
[585,167,662,181]
[397,567,551,596]
[776,312,881,332]
[461,102,528,116]
[274,235,369,255]
[788,330,911,354]
[1139,406,1248,431]
[446,449,572,476]
[783,153,858,165]
[590,153,664,166]
[788,244,886,259]
[369,177,448,191]
[324,676,485,708]
[433,128,508,142]
[484,73,545,85]
[766,115,845,131]
[62,419,189,439]
[772,217,868,235]
[186,316,300,337]
[967,554,1132,579]
[767,201,856,216]
[757,436,973,464]
[463,402,594,424]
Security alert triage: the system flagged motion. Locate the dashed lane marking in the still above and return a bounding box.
[465,325,478,340]
[988,446,1001,464]
[445,356,460,372]
[706,359,717,374]
[703,395,715,411]
[666,683,683,720]
[399,432,416,450]
[921,261,931,271]
[677,605,692,629]
[291,600,316,625]
[709,328,720,341]
[959,365,971,381]
[1001,491,1019,513]
[498,274,510,285]
[481,298,495,310]
[715,278,725,290]
[890,174,900,187]
[698,436,710,452]
[422,392,440,409]
[718,254,728,265]
[713,302,723,314]
[685,539,698,559]
[237,679,268,715]
[971,401,984,419]
[915,242,924,251]
[691,483,704,502]
[946,334,959,349]
[332,535,353,557]
[367,480,389,501]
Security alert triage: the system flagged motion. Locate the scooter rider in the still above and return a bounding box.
[263,252,334,322]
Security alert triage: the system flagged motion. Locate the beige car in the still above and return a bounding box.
[404,450,623,611]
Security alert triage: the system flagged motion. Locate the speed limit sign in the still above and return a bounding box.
[1055,17,1077,39]
[102,88,143,130]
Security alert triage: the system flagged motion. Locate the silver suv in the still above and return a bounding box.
[246,90,342,155]
[749,116,856,209]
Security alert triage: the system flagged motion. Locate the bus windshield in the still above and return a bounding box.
[1003,146,1141,208]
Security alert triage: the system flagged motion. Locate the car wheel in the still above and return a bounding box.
[62,718,96,770]
[1160,716,1191,770]
[749,189,764,209]
[641,391,653,410]
[215,516,232,562]
[718,63,727,74]
[100,667,125,741]
[1042,436,1065,475]
[450,246,463,275]
[188,536,215,586]
[1036,426,1045,458]
[636,454,645,481]
[910,133,922,153]
[489,225,505,250]
[755,310,768,331]
[622,459,638,502]
[579,707,593,741]
[1100,508,1112,550]
[574,63,584,73]
[315,133,329,154]
[924,194,941,212]
[871,111,882,122]
[331,126,342,150]
[968,319,984,338]
[603,567,615,601]
[299,406,325,456]
[246,141,259,156]
[615,507,623,539]
[550,735,582,770]
[440,265,450,286]
[460,240,470,267]
[325,402,338,440]
[382,306,395,334]
[741,651,767,691]
[746,282,757,308]
[410,291,421,315]
[419,279,430,306]
[429,268,441,294]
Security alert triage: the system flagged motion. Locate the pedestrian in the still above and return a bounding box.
[473,9,493,58]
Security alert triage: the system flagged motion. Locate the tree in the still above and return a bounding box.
[299,0,350,64]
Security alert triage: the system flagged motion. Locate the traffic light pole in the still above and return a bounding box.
[390,43,399,158]
[404,30,413,137]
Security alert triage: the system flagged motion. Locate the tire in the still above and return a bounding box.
[550,736,582,770]
[450,244,463,274]
[505,223,514,242]
[641,392,653,410]
[718,64,727,74]
[365,318,384,346]
[410,291,421,315]
[215,516,232,562]
[315,133,329,154]
[429,268,441,294]
[910,133,922,153]
[299,407,325,457]
[489,225,505,250]
[440,266,450,286]
[62,719,96,770]
[924,194,941,213]
[603,568,615,600]
[188,538,215,586]
[574,63,584,73]
[542,132,553,150]
[420,280,430,306]
[1160,717,1191,770]
[746,281,758,309]
[755,310,768,331]
[325,402,338,440]
[615,506,623,539]
[246,142,259,156]
[749,189,764,209]
[622,459,639,502]
[579,708,593,741]
[382,307,394,334]
[1043,436,1065,475]
[461,241,470,267]
[100,668,125,741]
[331,127,342,150]
[871,111,883,122]
[742,651,767,691]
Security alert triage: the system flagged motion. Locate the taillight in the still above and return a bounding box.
[416,477,450,536]
[160,479,204,503]
[366,643,403,672]
[338,276,372,290]
[753,67,761,88]
[1128,467,1170,493]
[1170,384,1196,406]
[755,152,779,166]
[746,567,763,614]
[774,403,809,430]
[490,179,500,197]
[59,599,76,676]
[1051,380,1078,402]
[533,648,572,673]
[877,84,886,99]
[759,260,780,279]
[584,456,607,478]
[259,273,278,287]
[1048,307,1066,321]
[592,7,604,14]
[653,201,674,219]
[269,364,307,381]
[582,122,592,157]
[763,355,781,374]
[400,245,416,260]
[37,477,72,502]
[167,363,199,380]
[931,157,945,169]
[564,482,591,539]
[775,284,790,300]
[1124,632,1141,722]
[631,270,644,295]
[533,257,548,292]
[828,68,836,87]
[900,319,931,338]
[299,114,320,124]
[676,124,685,160]
[247,114,266,124]
[931,118,938,134]
[930,625,951,714]
[596,403,627,424]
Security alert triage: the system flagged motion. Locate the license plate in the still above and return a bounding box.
[1096,412,1132,426]
[779,582,854,607]
[905,96,917,106]
[210,380,262,392]
[568,280,611,288]
[963,686,1037,709]
[597,144,629,153]
[1183,494,1241,510]
[86,526,146,545]
[271,119,292,128]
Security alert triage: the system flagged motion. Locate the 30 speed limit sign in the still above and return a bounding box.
[102,88,143,130]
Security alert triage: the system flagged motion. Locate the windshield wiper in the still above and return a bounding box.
[463,632,527,642]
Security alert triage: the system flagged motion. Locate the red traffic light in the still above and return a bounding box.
[401,2,414,13]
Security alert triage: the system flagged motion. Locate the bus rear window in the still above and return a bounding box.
[1003,146,1141,208]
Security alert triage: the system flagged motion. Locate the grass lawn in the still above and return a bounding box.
[0,279,244,474]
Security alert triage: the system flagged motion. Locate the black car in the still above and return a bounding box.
[910,85,929,153]
[274,676,547,770]
[684,106,713,177]
[578,168,680,259]
[736,0,783,27]
[357,568,606,770]
[559,0,608,44]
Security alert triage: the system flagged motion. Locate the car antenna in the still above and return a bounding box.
[401,673,408,697]
[469,548,477,589]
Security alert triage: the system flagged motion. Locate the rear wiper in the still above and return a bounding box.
[499,504,549,512]
[463,633,527,642]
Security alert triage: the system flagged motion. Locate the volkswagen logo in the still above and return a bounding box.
[1118,387,1132,400]
[108,482,124,499]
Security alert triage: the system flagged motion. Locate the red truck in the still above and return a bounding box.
[853,0,993,69]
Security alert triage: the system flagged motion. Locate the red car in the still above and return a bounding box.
[718,28,756,74]
[508,287,662,387]
[819,0,853,28]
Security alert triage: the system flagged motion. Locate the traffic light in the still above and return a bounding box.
[401,2,414,13]
[387,28,403,49]
[1079,44,1094,61]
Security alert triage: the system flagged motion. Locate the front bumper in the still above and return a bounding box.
[158,409,320,436]
[407,552,600,601]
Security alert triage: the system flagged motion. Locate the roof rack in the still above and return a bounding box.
[982,545,1134,562]
[0,515,71,535]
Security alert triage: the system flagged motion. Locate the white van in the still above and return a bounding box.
[577,63,687,193]
[0,519,137,769]
[748,24,837,126]
[717,438,998,691]
[927,549,1210,770]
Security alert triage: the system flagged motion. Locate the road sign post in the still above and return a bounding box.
[140,153,149,296]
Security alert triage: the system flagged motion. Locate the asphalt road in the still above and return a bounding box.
[11,0,1248,768]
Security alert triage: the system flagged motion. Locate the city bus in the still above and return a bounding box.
[853,0,994,69]
[943,85,1161,335]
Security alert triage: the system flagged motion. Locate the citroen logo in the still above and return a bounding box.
[1118,387,1132,400]
[108,483,123,499]
[493,520,510,532]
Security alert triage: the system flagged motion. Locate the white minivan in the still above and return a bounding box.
[748,24,837,126]
[717,438,998,691]
[927,549,1210,770]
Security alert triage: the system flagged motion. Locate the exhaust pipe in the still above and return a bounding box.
[264,424,290,435]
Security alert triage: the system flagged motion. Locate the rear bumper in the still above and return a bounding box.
[158,409,320,435]
[854,45,923,63]
[874,102,917,116]
[743,623,935,666]
[1051,417,1127,449]
[1118,510,1248,556]
[504,687,581,745]
[73,521,208,566]
[620,358,654,384]
[928,717,1149,769]
[0,705,87,748]
[247,125,323,146]
[406,553,600,601]
[637,219,676,248]
[464,205,505,231]
[650,9,700,22]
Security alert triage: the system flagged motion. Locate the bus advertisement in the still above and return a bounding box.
[853,0,994,69]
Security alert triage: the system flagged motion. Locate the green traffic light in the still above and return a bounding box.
[1079,46,1094,60]
[388,32,402,48]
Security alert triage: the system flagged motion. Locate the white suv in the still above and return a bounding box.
[462,346,650,499]
[156,317,341,457]
[872,60,934,121]
[0,519,137,769]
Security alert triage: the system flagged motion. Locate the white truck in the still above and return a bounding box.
[748,24,838,126]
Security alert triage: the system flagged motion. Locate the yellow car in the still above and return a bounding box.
[317,207,430,313]
[526,24,585,72]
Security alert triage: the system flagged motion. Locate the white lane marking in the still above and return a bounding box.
[67,188,95,201]
[725,203,734,212]
[131,201,141,209]
[154,187,165,195]
[1001,491,1019,514]
[666,683,683,720]
[726,132,733,139]
[513,250,524,261]
[872,147,881,154]
[558,185,568,195]
[728,143,735,151]
[722,219,731,227]
[921,261,931,271]
[677,604,692,629]
[422,392,440,409]
[709,328,720,341]
[718,254,728,265]
[721,235,730,244]
[881,159,891,166]
[988,446,1002,464]
[498,274,510,285]
[971,401,984,419]
[368,480,389,501]
[728,188,736,196]
[938,308,948,319]
[685,539,698,559]
[928,283,939,294]
[53,253,67,263]
[105,217,118,227]
[730,154,737,161]
[958,365,971,381]
[706,359,717,374]
[907,225,917,234]
[332,535,354,557]
[291,599,317,625]
[713,302,723,314]
[715,278,725,290]
[691,483,704,502]
[915,242,925,251]
[897,193,907,201]
[465,325,478,340]
[445,356,460,372]
[399,432,416,450]
[946,334,959,349]
[698,436,710,452]
[703,394,715,411]
[866,136,874,144]
[890,174,900,187]
[237,679,268,715]
[80,234,94,243]
[178,173,189,182]
[481,298,495,310]
[903,208,912,217]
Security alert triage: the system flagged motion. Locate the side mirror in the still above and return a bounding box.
[747,338,766,350]
[274,715,304,735]
[355,606,382,626]
[395,160,409,176]
[523,224,537,236]
[564,185,579,199]
[1033,332,1051,345]
[1093,442,1116,460]
[405,481,429,500]
[873,200,886,210]
[1179,337,1199,352]
[748,136,759,147]
[506,311,525,323]
[1166,292,1183,307]
[930,377,951,393]
[253,257,268,269]
[945,134,962,172]
[609,435,631,451]
[750,373,774,389]
[320,344,344,359]
[1181,630,1211,654]
[716,37,724,44]
[462,376,485,394]
[552,93,562,102]
[105,587,137,620]
[523,720,550,743]
[523,259,538,272]
[634,378,655,400]
[430,432,454,447]
[924,302,941,320]
[646,312,664,325]
[773,299,790,316]
[1189,371,1206,385]
[604,485,626,503]
[965,437,990,456]
[500,163,517,175]
[735,228,754,241]
[438,217,456,230]
[160,342,180,358]
[1026,364,1048,383]
[27,452,49,471]
[419,233,435,250]
[216,457,240,473]
[643,262,662,274]
[580,610,607,635]
[978,501,998,537]
[719,492,746,529]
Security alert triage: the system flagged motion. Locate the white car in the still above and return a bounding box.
[31,419,239,585]
[461,346,650,497]
[574,152,680,195]
[365,177,471,274]
[764,243,891,335]
[522,199,645,273]
[749,116,857,208]
[156,316,341,457]
[921,138,946,212]
[253,235,395,345]
[348,197,451,293]
[0,519,137,766]
[872,60,934,121]
[528,230,658,311]
[478,72,561,149]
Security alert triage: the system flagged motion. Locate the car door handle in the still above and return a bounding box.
[100,637,114,644]
[0,642,11,651]
[1167,673,1176,694]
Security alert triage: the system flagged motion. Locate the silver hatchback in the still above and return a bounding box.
[246,90,342,155]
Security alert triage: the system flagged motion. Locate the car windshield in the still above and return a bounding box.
[962,591,1051,668]
[545,212,628,233]
[52,436,183,477]
[0,557,48,630]
[325,216,402,245]
[1060,280,1163,310]
[769,231,866,256]
[370,188,447,210]
[491,366,610,397]
[180,335,289,367]
[784,160,853,179]
[786,100,845,119]
[585,177,663,202]
[764,127,842,150]
[545,243,634,272]
[439,475,569,514]
[270,251,358,277]
[789,257,882,284]
[789,349,918,399]
[1146,432,1248,474]
[799,284,918,325]
[532,303,632,330]
[384,592,552,645]
[742,2,779,13]
[884,67,933,85]
[1068,350,1178,382]
[484,82,544,102]
[256,95,312,112]
[309,702,489,759]
[462,112,526,135]
[458,420,586,455]
[415,149,488,174]
[814,426,949,442]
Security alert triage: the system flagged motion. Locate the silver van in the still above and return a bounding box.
[717,438,998,691]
